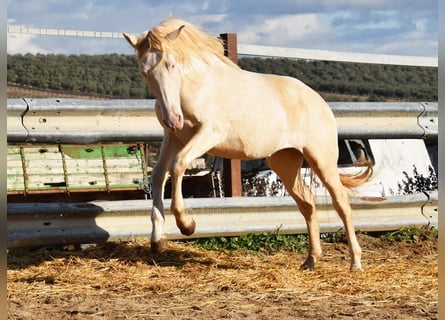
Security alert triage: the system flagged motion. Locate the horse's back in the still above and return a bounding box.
[199,67,337,160]
[235,69,337,136]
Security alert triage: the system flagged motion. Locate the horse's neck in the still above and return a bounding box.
[182,54,226,75]
[180,58,230,101]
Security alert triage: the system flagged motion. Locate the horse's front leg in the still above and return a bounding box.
[150,134,179,254]
[169,127,222,237]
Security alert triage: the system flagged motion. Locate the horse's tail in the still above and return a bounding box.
[339,159,373,188]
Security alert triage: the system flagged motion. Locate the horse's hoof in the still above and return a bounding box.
[300,262,315,271]
[350,264,364,272]
[178,217,196,236]
[151,237,168,254]
[300,256,317,270]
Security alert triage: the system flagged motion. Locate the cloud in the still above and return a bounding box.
[6,0,438,56]
[7,34,45,54]
[7,19,49,54]
[7,33,48,54]
[234,14,324,47]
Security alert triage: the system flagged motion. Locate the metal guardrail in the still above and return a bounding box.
[6,98,439,248]
[7,99,160,144]
[7,191,438,248]
[7,99,438,144]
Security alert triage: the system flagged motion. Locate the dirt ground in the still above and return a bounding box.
[7,233,437,320]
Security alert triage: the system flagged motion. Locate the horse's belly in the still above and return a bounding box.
[209,135,291,160]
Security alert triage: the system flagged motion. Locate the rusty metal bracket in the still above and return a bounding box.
[100,145,111,193]
[59,145,71,196]
[138,143,152,199]
[19,146,29,195]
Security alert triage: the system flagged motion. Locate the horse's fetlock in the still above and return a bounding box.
[171,205,185,217]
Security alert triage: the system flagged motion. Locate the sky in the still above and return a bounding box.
[6,0,438,57]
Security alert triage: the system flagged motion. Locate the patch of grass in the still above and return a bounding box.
[380,225,438,243]
[191,225,437,253]
[192,232,309,253]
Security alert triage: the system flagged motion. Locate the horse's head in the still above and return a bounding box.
[123,25,185,131]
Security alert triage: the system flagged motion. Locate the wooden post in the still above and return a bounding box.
[220,33,242,197]
[220,33,238,64]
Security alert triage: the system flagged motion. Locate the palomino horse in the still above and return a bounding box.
[123,18,372,271]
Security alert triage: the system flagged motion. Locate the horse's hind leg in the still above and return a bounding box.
[304,148,363,271]
[266,149,322,270]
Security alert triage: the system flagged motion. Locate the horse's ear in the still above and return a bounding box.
[166,25,185,41]
[123,33,138,48]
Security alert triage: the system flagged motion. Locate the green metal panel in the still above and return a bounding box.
[7,143,154,195]
[62,145,141,159]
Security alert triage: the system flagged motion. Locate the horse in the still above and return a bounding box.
[123,18,372,271]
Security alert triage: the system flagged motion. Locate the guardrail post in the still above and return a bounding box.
[220,33,242,197]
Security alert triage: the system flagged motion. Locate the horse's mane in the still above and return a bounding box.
[134,18,239,71]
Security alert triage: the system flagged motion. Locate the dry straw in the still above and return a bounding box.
[7,234,438,319]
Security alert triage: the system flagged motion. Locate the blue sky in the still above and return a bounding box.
[7,0,438,57]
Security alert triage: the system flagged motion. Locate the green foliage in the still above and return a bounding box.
[193,231,309,253]
[397,165,437,195]
[238,57,437,101]
[381,225,438,243]
[191,225,437,254]
[7,53,154,98]
[7,54,438,101]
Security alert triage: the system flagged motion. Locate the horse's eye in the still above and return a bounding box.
[164,61,175,71]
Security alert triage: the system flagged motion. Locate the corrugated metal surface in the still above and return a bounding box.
[7,99,438,144]
[7,191,437,248]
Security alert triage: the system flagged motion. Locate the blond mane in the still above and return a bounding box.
[135,18,239,71]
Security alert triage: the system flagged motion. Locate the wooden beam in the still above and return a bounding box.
[220,33,241,197]
[220,33,238,63]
